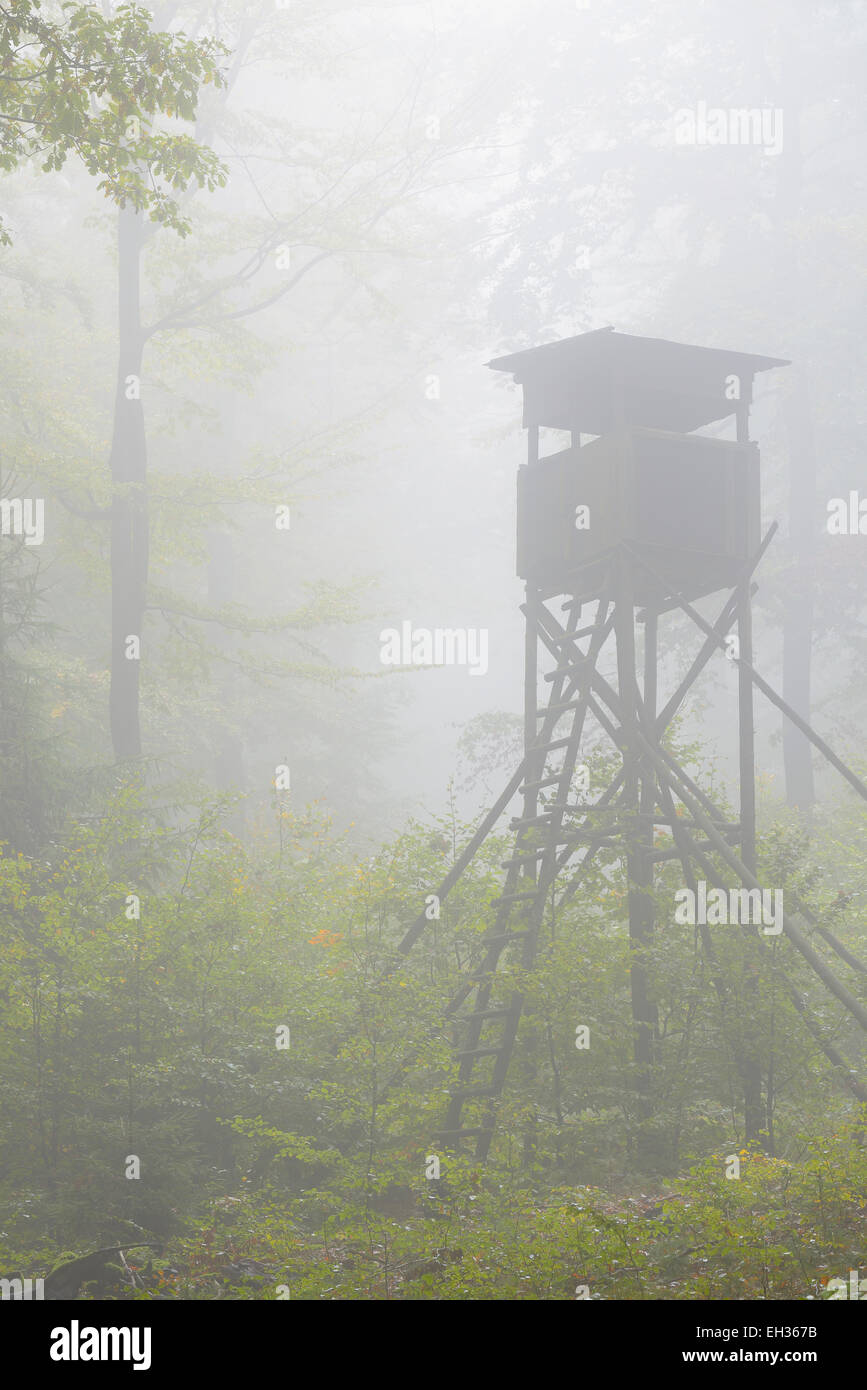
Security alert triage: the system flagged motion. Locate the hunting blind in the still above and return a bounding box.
[397,327,867,1165]
[506,330,778,603]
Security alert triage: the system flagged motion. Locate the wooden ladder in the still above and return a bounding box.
[435,587,614,1159]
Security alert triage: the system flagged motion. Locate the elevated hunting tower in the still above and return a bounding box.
[507,328,778,603]
[397,328,867,1164]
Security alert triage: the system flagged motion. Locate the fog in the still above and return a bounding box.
[3,1,864,839]
[1,0,866,1321]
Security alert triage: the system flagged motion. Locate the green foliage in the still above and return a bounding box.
[0,782,865,1298]
[110,1128,867,1300]
[0,0,227,240]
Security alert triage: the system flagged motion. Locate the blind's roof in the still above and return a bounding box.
[488,328,789,434]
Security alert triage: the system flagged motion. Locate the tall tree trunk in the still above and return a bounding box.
[616,562,659,1168]
[207,530,247,833]
[777,42,816,816]
[781,371,816,814]
[109,209,148,760]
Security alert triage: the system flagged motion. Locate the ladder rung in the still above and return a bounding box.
[509,804,569,827]
[482,930,530,947]
[462,1008,514,1022]
[491,889,538,905]
[538,699,584,717]
[544,657,594,682]
[501,852,543,869]
[502,842,572,867]
[462,966,497,985]
[454,1046,501,1059]
[530,736,572,753]
[433,1128,490,1140]
[520,775,562,793]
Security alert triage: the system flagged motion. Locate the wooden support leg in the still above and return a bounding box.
[614,559,657,1160]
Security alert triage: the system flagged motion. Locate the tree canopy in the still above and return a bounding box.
[0,0,226,240]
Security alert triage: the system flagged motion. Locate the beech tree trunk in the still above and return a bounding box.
[207,530,247,833]
[781,371,817,814]
[777,42,816,816]
[109,209,148,760]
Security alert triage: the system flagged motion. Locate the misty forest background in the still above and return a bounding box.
[1,0,866,1300]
